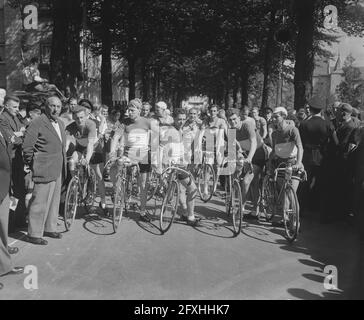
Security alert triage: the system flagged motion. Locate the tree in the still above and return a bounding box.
[50,0,83,91]
[336,54,364,105]
[100,0,113,106]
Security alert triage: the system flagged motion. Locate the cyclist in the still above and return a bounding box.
[199,104,227,197]
[150,101,174,174]
[266,107,304,227]
[65,106,107,211]
[162,108,200,226]
[109,99,152,222]
[226,108,266,219]
[267,107,304,193]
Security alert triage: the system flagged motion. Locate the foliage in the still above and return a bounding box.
[336,54,364,106]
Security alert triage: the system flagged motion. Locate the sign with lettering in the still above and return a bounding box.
[23,4,38,30]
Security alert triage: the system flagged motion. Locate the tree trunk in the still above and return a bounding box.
[128,56,136,100]
[50,0,82,92]
[232,74,239,107]
[101,0,113,107]
[240,66,249,107]
[141,57,150,101]
[50,0,68,89]
[151,67,157,105]
[261,4,278,110]
[224,73,231,109]
[293,0,315,110]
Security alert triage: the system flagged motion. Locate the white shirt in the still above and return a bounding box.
[52,121,62,142]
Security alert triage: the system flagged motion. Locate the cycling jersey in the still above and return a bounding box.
[66,119,98,153]
[271,120,302,160]
[66,119,103,164]
[122,117,151,163]
[235,118,266,167]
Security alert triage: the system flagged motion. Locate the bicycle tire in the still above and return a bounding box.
[146,169,159,201]
[160,180,179,233]
[283,184,300,243]
[84,167,97,209]
[224,175,232,215]
[64,177,79,231]
[197,163,216,203]
[112,175,125,233]
[230,178,243,236]
[261,175,276,222]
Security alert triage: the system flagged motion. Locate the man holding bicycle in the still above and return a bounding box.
[66,106,107,211]
[226,108,266,219]
[109,99,152,222]
[268,107,304,193]
[162,109,200,226]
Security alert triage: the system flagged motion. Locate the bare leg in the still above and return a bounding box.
[91,163,106,206]
[138,172,149,213]
[179,177,198,221]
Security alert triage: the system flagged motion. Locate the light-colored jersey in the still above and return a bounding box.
[272,120,302,159]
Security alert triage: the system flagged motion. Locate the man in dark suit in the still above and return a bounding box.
[0,95,27,230]
[0,104,24,284]
[23,96,67,245]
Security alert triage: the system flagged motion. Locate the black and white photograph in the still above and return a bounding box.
[0,0,364,302]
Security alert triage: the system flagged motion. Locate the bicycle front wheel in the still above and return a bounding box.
[197,163,216,203]
[64,177,79,231]
[230,179,243,236]
[112,175,125,233]
[283,185,300,243]
[160,180,179,233]
[84,167,97,209]
[146,169,159,201]
[260,176,276,222]
[224,175,232,215]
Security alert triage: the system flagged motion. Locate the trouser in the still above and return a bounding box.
[298,165,321,213]
[9,155,26,231]
[28,175,62,238]
[0,195,12,276]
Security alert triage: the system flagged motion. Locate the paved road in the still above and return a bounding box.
[0,192,363,300]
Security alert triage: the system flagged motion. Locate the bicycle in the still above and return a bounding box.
[64,157,97,231]
[148,152,216,204]
[257,163,307,243]
[159,163,197,234]
[195,150,216,203]
[110,157,140,233]
[222,157,253,237]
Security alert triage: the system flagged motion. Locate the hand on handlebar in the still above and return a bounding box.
[292,162,304,171]
[80,158,89,167]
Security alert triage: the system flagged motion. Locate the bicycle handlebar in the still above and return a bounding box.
[161,163,193,178]
[273,163,307,182]
[104,156,140,171]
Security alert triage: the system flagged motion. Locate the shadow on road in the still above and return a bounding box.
[278,213,363,300]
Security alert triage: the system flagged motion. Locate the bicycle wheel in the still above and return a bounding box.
[224,175,232,215]
[112,175,125,233]
[64,177,79,231]
[283,185,300,243]
[147,169,159,201]
[230,179,243,236]
[84,167,97,208]
[260,176,276,222]
[197,163,216,203]
[160,180,179,233]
